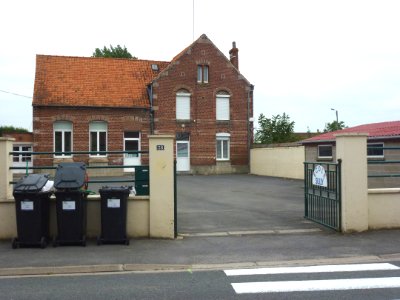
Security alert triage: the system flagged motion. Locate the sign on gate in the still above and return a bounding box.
[312,165,327,187]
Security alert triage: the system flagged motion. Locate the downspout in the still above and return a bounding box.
[247,84,254,172]
[147,84,154,135]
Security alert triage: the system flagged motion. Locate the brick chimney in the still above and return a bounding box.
[229,41,239,70]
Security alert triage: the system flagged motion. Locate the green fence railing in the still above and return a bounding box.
[9,150,149,188]
[367,146,400,179]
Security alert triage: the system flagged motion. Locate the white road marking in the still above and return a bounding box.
[232,277,400,294]
[224,263,399,276]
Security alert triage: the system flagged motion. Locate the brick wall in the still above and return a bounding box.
[33,106,150,168]
[152,36,253,172]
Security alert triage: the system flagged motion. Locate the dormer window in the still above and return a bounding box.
[197,65,209,83]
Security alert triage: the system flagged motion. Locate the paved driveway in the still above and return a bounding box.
[177,174,321,234]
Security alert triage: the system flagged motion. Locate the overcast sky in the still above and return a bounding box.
[1,0,399,132]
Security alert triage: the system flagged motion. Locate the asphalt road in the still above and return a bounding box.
[3,261,400,299]
[177,174,320,234]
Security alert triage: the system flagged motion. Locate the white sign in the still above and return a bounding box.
[107,198,121,208]
[62,201,76,210]
[312,165,328,187]
[21,201,34,211]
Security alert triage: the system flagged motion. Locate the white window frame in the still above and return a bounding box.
[197,65,209,83]
[367,142,384,158]
[54,121,73,157]
[216,133,230,161]
[89,121,107,157]
[176,92,191,120]
[216,94,230,121]
[317,145,333,159]
[13,145,33,163]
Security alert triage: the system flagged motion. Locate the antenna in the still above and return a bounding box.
[193,0,195,41]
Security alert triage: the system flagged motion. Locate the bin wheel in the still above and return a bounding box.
[40,237,47,249]
[11,238,18,249]
[125,239,130,246]
[97,237,102,246]
[53,237,59,248]
[82,236,86,247]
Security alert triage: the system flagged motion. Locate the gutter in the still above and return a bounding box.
[247,84,254,170]
[147,84,154,135]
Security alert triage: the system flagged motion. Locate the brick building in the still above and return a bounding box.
[32,34,254,174]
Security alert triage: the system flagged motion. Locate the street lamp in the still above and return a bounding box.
[331,108,338,123]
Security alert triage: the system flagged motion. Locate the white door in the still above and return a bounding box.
[176,141,190,172]
[12,145,33,174]
[124,132,141,172]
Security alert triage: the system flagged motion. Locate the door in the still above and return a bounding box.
[12,145,33,174]
[123,132,141,172]
[176,141,190,172]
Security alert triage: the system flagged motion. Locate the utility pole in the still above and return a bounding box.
[331,108,338,123]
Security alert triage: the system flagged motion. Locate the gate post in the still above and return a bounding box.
[0,137,14,201]
[335,133,368,232]
[149,135,175,239]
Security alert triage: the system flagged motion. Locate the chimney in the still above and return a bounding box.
[229,41,239,70]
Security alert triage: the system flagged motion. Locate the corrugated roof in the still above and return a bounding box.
[302,121,400,144]
[33,55,169,108]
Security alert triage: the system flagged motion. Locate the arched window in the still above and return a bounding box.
[216,91,230,121]
[54,121,72,157]
[176,89,191,120]
[89,121,107,156]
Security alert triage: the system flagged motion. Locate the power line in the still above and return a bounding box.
[0,89,32,99]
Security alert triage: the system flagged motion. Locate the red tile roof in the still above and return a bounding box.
[302,121,400,143]
[33,55,169,108]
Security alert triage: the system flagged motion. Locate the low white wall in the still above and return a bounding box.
[368,188,400,229]
[250,146,305,179]
[0,196,150,240]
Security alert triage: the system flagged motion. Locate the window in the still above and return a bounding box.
[367,143,384,158]
[176,90,191,120]
[216,92,230,121]
[318,145,332,159]
[13,145,32,163]
[216,133,230,161]
[89,121,107,156]
[54,121,72,157]
[197,65,209,83]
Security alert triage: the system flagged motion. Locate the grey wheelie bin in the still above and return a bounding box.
[53,162,88,247]
[97,186,130,245]
[12,174,52,249]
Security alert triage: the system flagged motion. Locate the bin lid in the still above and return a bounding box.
[99,186,131,193]
[54,162,86,189]
[13,174,50,193]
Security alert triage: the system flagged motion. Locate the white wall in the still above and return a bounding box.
[250,146,305,179]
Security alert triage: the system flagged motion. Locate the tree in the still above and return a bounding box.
[92,45,136,59]
[255,113,295,144]
[323,120,346,132]
[0,126,29,136]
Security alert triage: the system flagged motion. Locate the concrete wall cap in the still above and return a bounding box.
[334,132,369,138]
[0,137,16,141]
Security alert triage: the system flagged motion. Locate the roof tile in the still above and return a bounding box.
[33,55,169,108]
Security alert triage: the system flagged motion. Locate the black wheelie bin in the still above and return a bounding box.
[98,186,130,245]
[53,162,88,247]
[12,174,52,249]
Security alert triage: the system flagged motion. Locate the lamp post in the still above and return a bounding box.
[331,108,338,123]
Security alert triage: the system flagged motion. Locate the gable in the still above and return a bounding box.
[33,55,169,108]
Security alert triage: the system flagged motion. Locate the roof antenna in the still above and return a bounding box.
[193,0,195,41]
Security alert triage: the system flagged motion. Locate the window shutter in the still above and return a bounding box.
[176,94,190,120]
[216,96,230,120]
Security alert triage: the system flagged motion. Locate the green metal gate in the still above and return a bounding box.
[304,160,341,231]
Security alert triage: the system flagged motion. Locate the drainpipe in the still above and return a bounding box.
[147,84,154,135]
[247,84,254,172]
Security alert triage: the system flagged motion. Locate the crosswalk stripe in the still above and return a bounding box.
[224,263,399,276]
[232,277,400,294]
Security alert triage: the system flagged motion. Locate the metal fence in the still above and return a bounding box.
[304,161,342,231]
[9,150,148,188]
[367,146,400,181]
